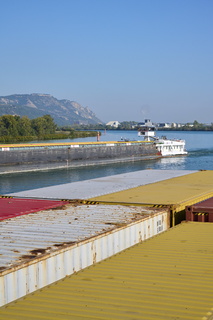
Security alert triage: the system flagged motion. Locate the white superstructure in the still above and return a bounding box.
[138,125,187,156]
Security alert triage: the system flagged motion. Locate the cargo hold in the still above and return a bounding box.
[186,196,213,222]
[88,170,213,226]
[0,203,169,306]
[6,169,196,199]
[0,197,70,220]
[1,221,213,320]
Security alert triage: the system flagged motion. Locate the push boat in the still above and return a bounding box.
[138,126,187,156]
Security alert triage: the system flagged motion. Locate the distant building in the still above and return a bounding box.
[138,119,153,127]
[157,123,171,128]
[171,123,184,128]
[106,121,120,128]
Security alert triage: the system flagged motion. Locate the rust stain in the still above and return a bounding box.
[49,205,67,211]
[105,222,126,227]
[0,266,6,272]
[20,255,37,260]
[54,241,76,247]
[30,248,47,255]
[93,252,97,264]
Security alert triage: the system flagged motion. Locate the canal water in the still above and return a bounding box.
[0,130,213,194]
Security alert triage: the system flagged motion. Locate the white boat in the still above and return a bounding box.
[138,126,187,156]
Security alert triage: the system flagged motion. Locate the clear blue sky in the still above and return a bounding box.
[1,0,213,123]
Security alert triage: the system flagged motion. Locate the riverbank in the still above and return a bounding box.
[0,130,98,143]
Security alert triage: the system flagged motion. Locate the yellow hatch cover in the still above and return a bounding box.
[89,171,213,212]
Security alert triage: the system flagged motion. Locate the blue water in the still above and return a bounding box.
[0,130,213,194]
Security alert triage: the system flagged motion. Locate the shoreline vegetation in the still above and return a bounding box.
[0,114,98,143]
[0,115,212,143]
[0,131,98,143]
[67,121,213,132]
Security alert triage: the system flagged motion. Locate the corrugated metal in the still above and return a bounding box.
[0,204,169,306]
[186,197,213,222]
[189,196,213,210]
[0,197,69,220]
[6,169,196,199]
[1,221,213,320]
[89,170,213,226]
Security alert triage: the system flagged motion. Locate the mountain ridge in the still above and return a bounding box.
[0,93,103,126]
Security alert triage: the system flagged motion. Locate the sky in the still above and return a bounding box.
[0,0,213,124]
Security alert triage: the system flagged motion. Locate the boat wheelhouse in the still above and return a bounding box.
[138,125,187,156]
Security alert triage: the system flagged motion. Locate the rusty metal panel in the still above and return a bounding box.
[0,204,169,306]
[1,221,213,319]
[188,196,213,211]
[186,197,213,222]
[7,169,196,199]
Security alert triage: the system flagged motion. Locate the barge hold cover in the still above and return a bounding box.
[186,196,213,222]
[1,221,213,320]
[89,170,213,226]
[0,203,169,306]
[6,169,196,199]
[0,197,69,220]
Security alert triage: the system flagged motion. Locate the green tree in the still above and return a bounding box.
[0,115,19,136]
[42,115,57,134]
[31,115,56,136]
[19,116,33,136]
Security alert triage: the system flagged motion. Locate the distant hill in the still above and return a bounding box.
[0,94,103,126]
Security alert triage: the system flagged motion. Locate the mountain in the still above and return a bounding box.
[0,94,103,126]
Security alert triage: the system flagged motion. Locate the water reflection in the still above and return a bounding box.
[0,156,188,194]
[157,156,187,169]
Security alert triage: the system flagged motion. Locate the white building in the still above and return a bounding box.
[138,119,153,127]
[106,121,120,128]
[157,123,171,128]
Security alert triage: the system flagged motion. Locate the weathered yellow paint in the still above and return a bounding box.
[1,221,213,319]
[0,140,149,149]
[89,171,213,225]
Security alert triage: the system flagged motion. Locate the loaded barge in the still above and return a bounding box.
[0,123,187,173]
[0,140,160,173]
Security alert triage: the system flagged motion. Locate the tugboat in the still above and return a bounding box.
[138,121,187,156]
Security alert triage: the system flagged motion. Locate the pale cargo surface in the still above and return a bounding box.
[1,221,213,319]
[6,169,196,199]
[89,170,213,210]
[0,204,168,307]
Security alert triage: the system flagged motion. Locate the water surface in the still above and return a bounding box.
[0,130,213,194]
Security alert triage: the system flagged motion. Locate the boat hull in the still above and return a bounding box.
[0,141,159,173]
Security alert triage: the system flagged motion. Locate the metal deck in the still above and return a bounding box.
[0,203,169,306]
[6,169,196,199]
[89,170,213,225]
[0,197,69,220]
[1,221,213,319]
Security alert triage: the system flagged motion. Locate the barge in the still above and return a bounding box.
[0,123,187,173]
[0,140,160,172]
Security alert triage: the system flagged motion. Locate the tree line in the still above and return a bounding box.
[0,114,99,143]
[67,120,213,131]
[0,114,56,139]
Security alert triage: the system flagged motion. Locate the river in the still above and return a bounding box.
[0,130,213,194]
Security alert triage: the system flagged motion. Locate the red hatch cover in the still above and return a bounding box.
[193,197,213,210]
[0,197,70,220]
